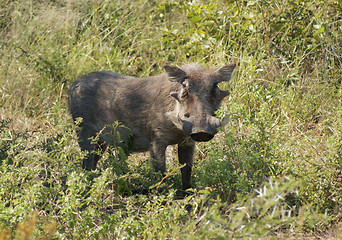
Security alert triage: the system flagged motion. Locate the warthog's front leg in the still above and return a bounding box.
[149,140,167,174]
[178,141,195,190]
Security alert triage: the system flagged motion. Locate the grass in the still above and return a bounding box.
[0,0,341,239]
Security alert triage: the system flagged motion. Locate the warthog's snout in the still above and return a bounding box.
[182,115,221,142]
[190,131,215,142]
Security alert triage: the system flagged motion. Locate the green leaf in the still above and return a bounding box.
[190,16,202,24]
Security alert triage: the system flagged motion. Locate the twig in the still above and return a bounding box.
[270,102,282,130]
[151,163,186,190]
[1,138,13,141]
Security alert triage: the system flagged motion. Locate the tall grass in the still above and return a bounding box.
[1,0,341,238]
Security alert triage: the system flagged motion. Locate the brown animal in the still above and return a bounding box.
[69,63,236,190]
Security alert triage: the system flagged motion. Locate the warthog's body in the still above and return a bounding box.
[69,63,235,190]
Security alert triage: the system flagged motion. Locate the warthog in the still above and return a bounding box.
[69,63,236,190]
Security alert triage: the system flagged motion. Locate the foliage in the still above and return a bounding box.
[195,118,279,203]
[0,0,341,238]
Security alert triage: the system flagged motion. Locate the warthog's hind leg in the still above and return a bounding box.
[78,127,107,170]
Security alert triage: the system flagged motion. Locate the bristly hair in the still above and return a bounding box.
[180,63,205,73]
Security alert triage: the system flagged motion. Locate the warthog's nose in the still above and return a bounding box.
[190,131,215,142]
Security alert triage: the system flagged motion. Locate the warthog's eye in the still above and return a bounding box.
[211,83,219,95]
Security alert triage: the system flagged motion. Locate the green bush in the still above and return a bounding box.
[195,120,278,203]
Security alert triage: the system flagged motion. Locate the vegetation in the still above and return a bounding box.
[1,0,341,238]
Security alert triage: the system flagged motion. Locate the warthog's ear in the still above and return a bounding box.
[215,64,236,82]
[164,65,187,83]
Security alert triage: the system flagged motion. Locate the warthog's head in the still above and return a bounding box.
[165,63,236,142]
